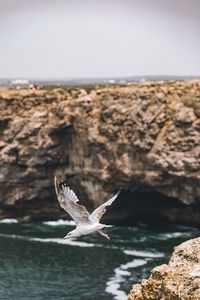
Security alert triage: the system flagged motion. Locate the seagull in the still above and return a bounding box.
[54,176,120,240]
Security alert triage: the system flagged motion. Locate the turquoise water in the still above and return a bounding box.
[0,220,199,300]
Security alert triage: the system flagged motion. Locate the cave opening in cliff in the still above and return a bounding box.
[104,188,199,227]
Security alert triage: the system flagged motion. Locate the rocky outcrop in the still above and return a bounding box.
[128,237,200,300]
[0,80,200,224]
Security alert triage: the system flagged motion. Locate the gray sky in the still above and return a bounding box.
[0,0,199,79]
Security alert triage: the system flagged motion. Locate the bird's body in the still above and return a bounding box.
[54,176,120,240]
[68,223,104,238]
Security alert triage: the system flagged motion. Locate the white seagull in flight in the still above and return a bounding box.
[54,176,120,240]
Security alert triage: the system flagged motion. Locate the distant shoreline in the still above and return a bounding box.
[0,75,200,89]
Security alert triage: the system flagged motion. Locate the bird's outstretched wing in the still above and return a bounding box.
[90,191,120,222]
[54,176,90,225]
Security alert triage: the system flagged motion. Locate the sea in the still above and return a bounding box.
[0,219,199,300]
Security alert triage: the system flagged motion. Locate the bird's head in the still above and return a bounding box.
[64,229,80,239]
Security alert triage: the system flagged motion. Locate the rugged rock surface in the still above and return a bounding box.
[128,237,200,300]
[0,80,200,224]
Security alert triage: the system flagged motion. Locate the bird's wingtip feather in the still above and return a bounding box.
[54,175,60,196]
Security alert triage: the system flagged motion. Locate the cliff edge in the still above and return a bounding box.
[0,80,199,224]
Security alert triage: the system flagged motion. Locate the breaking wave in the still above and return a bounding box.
[0,233,96,248]
[31,237,95,247]
[43,219,75,226]
[124,249,164,258]
[0,218,18,223]
[106,259,147,300]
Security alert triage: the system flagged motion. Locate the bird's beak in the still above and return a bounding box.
[64,235,74,240]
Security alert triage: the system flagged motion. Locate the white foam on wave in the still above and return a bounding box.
[121,259,147,270]
[0,233,96,248]
[155,232,190,240]
[0,218,18,223]
[106,259,147,300]
[43,219,75,226]
[124,249,164,258]
[31,237,95,247]
[0,233,23,239]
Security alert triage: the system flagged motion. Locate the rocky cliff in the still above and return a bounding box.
[0,80,199,224]
[128,237,200,300]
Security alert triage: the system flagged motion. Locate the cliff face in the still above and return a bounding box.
[0,80,200,224]
[128,237,200,300]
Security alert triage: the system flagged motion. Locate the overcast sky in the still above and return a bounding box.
[0,0,199,79]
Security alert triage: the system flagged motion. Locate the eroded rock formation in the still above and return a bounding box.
[128,237,200,300]
[0,80,199,223]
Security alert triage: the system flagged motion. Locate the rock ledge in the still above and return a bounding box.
[128,237,200,300]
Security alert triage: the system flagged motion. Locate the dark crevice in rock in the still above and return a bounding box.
[49,124,74,141]
[103,189,200,227]
[0,118,12,134]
